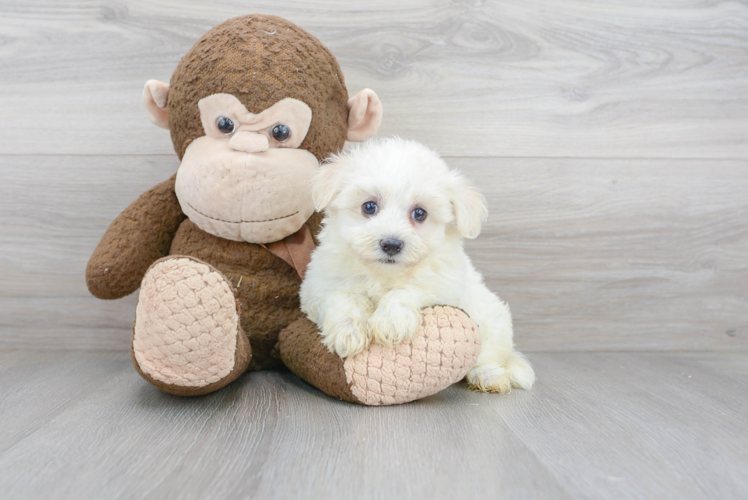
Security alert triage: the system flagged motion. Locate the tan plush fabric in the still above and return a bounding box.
[143,80,170,129]
[280,306,481,406]
[168,15,348,161]
[346,89,383,142]
[132,257,241,387]
[175,139,318,243]
[343,306,481,405]
[198,94,312,149]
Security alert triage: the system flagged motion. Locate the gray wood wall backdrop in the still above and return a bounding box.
[1,0,746,351]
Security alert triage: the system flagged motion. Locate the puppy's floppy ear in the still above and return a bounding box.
[312,157,348,211]
[451,174,488,239]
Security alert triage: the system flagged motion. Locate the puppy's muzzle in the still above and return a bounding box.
[380,238,404,256]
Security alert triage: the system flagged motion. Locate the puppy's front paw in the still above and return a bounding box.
[321,314,369,358]
[368,302,420,346]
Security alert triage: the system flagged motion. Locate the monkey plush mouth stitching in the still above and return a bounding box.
[186,202,299,224]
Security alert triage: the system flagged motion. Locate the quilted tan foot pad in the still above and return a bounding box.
[279,306,481,406]
[345,306,481,405]
[131,256,251,396]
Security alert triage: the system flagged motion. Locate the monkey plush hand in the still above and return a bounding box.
[86,15,480,405]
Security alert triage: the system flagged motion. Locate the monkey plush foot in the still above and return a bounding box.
[131,256,251,396]
[279,305,481,405]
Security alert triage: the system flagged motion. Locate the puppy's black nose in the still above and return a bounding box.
[380,238,404,256]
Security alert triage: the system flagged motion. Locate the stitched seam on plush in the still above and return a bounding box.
[187,200,299,224]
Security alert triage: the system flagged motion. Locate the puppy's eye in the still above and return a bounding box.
[362,201,378,216]
[271,124,291,142]
[412,207,427,222]
[216,117,235,135]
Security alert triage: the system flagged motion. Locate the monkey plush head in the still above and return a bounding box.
[142,15,382,244]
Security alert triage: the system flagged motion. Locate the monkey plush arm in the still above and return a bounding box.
[86,175,186,300]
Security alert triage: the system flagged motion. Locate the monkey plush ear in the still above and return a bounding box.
[142,80,170,130]
[451,176,488,239]
[346,89,383,142]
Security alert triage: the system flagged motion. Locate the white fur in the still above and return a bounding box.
[300,137,535,393]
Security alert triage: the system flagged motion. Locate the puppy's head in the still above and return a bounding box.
[313,137,487,267]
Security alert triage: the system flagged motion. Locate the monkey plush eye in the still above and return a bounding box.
[362,201,378,216]
[412,207,427,222]
[271,124,291,142]
[216,117,235,134]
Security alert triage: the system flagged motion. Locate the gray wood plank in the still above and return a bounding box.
[1,155,745,351]
[0,0,746,158]
[467,157,748,351]
[228,380,571,500]
[0,354,571,499]
[0,351,746,499]
[0,154,178,350]
[497,352,748,500]
[0,350,128,452]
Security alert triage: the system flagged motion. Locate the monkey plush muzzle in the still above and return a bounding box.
[176,136,318,244]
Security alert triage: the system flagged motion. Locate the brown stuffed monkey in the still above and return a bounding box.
[86,15,480,405]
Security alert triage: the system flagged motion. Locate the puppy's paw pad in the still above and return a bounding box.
[368,302,420,345]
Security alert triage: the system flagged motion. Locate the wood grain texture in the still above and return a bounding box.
[466,157,748,351]
[0,350,128,452]
[0,155,179,350]
[0,0,746,158]
[1,155,745,351]
[0,350,745,499]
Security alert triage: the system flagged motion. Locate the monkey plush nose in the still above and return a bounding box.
[229,131,269,153]
[380,238,404,256]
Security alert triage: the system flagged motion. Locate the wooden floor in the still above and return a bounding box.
[1,1,747,499]
[1,349,746,499]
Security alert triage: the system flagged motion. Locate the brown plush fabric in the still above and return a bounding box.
[278,317,362,404]
[168,14,349,161]
[86,175,186,300]
[131,323,252,397]
[305,211,324,244]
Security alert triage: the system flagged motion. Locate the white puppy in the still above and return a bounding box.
[300,138,535,393]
